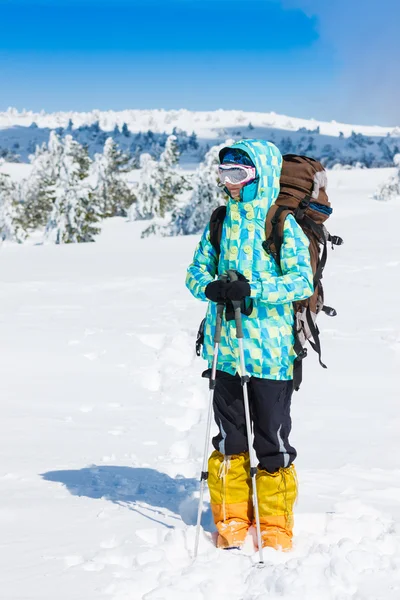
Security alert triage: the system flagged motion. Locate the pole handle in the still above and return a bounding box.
[227,270,244,339]
[214,301,224,344]
[213,273,228,344]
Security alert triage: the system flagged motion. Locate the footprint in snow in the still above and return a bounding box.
[161,332,194,368]
[164,409,201,432]
[64,555,84,568]
[133,366,162,392]
[178,386,207,410]
[168,440,192,461]
[135,528,169,546]
[136,548,165,567]
[137,333,166,351]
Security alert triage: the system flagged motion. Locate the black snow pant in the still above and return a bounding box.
[211,370,296,474]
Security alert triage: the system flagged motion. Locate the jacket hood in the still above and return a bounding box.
[219,139,282,215]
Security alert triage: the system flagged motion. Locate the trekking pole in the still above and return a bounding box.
[227,270,264,565]
[194,289,226,559]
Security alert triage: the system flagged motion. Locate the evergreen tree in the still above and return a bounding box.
[20,132,64,231]
[91,137,136,217]
[45,136,101,244]
[189,131,199,150]
[130,152,160,220]
[279,136,294,154]
[0,173,24,242]
[157,135,184,218]
[122,123,130,137]
[156,140,231,236]
[374,154,400,201]
[136,135,188,230]
[297,135,316,155]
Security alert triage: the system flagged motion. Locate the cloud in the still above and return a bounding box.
[279,0,400,124]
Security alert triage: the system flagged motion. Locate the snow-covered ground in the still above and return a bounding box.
[1,168,400,599]
[0,160,32,181]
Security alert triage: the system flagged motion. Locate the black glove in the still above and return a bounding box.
[225,280,251,301]
[205,280,227,302]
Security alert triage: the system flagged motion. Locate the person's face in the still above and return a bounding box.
[225,181,244,201]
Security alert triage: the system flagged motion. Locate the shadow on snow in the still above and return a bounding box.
[41,465,214,532]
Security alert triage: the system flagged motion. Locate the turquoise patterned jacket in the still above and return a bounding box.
[186,140,314,380]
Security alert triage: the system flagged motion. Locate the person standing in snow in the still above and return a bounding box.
[186,140,314,550]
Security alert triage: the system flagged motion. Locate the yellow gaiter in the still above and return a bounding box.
[255,463,297,550]
[208,450,253,548]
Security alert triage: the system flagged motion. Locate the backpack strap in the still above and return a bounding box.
[305,307,327,369]
[209,205,227,256]
[264,205,293,267]
[300,215,328,289]
[293,359,303,392]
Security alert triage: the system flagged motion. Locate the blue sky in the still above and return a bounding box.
[0,0,399,125]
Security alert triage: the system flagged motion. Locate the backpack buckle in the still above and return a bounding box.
[299,196,311,210]
[196,318,206,356]
[322,305,337,317]
[271,215,280,227]
[262,240,278,263]
[262,240,271,253]
[329,235,344,248]
[295,196,311,221]
[296,347,308,360]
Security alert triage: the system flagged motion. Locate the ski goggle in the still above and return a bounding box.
[218,164,256,185]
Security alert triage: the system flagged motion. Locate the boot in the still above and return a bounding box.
[208,450,253,549]
[255,463,297,551]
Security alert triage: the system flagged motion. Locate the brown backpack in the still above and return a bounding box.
[209,154,343,390]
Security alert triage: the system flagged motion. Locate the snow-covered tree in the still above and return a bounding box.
[45,136,101,244]
[132,135,186,222]
[20,132,64,231]
[0,173,24,242]
[91,137,136,218]
[160,140,231,236]
[374,154,400,201]
[128,153,159,220]
[161,134,180,167]
[157,135,185,218]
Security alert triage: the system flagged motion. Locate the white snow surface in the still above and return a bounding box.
[1,168,400,599]
[0,160,32,181]
[1,106,398,139]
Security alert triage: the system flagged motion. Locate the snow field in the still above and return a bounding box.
[1,168,400,599]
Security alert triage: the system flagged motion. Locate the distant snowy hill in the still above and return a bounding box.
[1,107,400,168]
[1,106,399,138]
